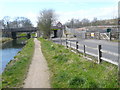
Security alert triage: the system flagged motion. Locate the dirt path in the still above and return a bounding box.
[24,38,50,88]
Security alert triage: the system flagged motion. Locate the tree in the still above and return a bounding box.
[92,17,98,26]
[0,20,4,29]
[81,18,90,26]
[9,17,33,28]
[65,19,81,28]
[1,16,33,37]
[2,16,11,28]
[1,16,33,28]
[37,9,57,39]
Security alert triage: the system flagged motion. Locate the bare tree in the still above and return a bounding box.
[0,20,4,29]
[1,16,33,37]
[1,16,33,28]
[10,17,33,28]
[81,18,90,26]
[2,16,11,28]
[37,9,57,39]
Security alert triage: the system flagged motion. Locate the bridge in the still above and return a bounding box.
[2,22,64,39]
[2,27,38,32]
[2,27,38,39]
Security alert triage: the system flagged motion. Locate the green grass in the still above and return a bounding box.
[17,37,28,43]
[18,33,36,37]
[18,33,27,37]
[2,38,34,88]
[0,75,2,89]
[31,33,36,37]
[38,38,118,88]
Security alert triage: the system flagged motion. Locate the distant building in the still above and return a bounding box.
[51,22,64,38]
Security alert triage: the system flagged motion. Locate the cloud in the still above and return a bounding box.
[18,5,118,25]
[57,5,118,24]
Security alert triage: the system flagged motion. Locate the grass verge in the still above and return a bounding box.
[111,40,120,42]
[38,38,118,88]
[2,38,34,88]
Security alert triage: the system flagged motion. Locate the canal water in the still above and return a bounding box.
[1,39,26,72]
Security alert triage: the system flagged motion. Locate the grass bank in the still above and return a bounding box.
[2,38,34,88]
[0,75,1,89]
[39,38,118,88]
[1,37,12,43]
[18,33,36,37]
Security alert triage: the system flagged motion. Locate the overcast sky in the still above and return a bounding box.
[0,0,119,26]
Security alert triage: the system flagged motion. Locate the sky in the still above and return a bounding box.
[0,0,119,26]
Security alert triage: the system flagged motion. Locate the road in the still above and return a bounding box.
[52,38,119,65]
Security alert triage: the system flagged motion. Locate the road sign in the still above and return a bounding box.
[107,28,111,32]
[91,33,94,37]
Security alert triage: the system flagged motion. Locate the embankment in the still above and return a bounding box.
[1,38,12,44]
[2,38,34,88]
[39,38,118,88]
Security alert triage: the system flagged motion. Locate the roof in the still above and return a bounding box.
[51,22,63,30]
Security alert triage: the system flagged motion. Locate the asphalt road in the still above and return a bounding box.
[52,38,119,65]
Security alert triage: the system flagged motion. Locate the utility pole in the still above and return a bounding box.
[71,19,75,37]
[7,22,9,29]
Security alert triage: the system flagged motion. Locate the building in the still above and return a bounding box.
[51,22,64,38]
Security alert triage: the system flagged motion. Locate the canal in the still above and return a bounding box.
[1,39,26,72]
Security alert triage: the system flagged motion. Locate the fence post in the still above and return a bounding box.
[76,41,78,50]
[98,45,102,64]
[70,40,71,48]
[83,45,86,56]
[66,39,68,48]
[109,32,111,41]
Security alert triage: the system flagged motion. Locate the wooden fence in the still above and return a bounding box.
[65,39,119,66]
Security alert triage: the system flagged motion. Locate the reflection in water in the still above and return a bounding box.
[1,39,25,72]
